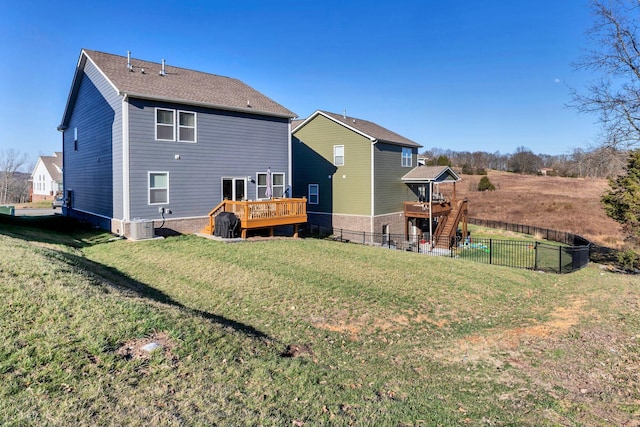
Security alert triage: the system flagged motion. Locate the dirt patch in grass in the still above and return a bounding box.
[433,299,588,366]
[116,331,177,361]
[312,309,449,340]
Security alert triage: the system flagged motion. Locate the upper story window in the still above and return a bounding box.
[178,111,196,142]
[402,147,412,167]
[156,108,175,141]
[308,184,319,205]
[334,145,344,166]
[156,108,197,142]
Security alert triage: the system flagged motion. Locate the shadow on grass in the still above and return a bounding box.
[0,214,104,248]
[0,214,274,342]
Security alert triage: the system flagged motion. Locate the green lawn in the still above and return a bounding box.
[1,217,639,425]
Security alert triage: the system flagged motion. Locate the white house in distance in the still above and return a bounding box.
[31,152,63,201]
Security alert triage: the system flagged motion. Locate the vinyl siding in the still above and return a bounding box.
[63,60,119,218]
[373,142,417,215]
[127,98,289,220]
[292,115,371,216]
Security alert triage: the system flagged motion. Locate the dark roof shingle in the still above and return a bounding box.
[318,111,421,148]
[83,49,296,118]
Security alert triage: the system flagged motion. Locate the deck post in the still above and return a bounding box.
[293,224,299,238]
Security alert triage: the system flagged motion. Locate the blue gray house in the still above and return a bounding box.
[58,49,296,237]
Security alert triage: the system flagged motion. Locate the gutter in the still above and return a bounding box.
[120,91,296,119]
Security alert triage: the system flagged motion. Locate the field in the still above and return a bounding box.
[1,217,639,425]
[450,171,625,248]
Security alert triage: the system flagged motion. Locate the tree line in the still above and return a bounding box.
[421,145,626,178]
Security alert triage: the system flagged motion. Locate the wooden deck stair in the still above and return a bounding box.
[434,199,468,248]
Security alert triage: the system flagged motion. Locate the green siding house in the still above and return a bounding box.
[292,110,423,237]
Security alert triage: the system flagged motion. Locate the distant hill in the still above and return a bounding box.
[448,170,624,248]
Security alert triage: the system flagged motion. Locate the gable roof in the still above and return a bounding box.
[401,165,460,183]
[59,49,296,130]
[33,152,63,181]
[292,110,421,148]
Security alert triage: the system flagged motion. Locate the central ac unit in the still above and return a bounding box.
[130,219,154,240]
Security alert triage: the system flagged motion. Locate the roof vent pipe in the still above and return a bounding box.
[127,51,132,71]
[343,110,346,119]
[160,59,166,76]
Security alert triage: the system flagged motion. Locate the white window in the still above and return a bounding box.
[149,172,169,204]
[402,147,412,167]
[73,127,78,151]
[156,108,175,141]
[334,145,344,166]
[178,111,196,142]
[156,108,197,142]
[308,184,319,205]
[257,172,285,199]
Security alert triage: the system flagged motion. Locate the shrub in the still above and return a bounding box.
[478,176,496,191]
[461,164,474,175]
[476,168,487,175]
[617,249,640,272]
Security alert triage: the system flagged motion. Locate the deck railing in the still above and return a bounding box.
[207,198,307,237]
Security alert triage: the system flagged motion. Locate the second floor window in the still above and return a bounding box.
[402,147,412,167]
[334,145,344,166]
[156,108,196,142]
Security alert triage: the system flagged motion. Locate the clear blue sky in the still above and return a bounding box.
[0,0,600,169]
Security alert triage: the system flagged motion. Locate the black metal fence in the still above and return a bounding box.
[467,218,591,246]
[301,223,591,274]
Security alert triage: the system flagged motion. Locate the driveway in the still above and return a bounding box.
[14,208,59,217]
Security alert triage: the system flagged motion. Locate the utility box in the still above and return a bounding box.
[130,219,154,240]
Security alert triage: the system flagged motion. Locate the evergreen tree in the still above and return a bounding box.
[477,176,495,192]
[602,150,640,239]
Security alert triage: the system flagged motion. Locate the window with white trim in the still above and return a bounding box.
[178,111,196,142]
[149,172,169,204]
[257,172,285,199]
[402,147,412,167]
[334,145,344,166]
[156,108,175,141]
[308,184,319,205]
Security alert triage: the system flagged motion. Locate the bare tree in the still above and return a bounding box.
[0,149,28,204]
[571,0,640,149]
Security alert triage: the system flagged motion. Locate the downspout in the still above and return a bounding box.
[122,94,130,233]
[61,130,67,217]
[370,139,376,236]
[288,119,292,196]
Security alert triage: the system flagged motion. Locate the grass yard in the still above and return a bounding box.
[1,217,639,425]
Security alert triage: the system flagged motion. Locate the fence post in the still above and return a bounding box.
[558,246,562,274]
[534,242,538,270]
[340,228,343,242]
[489,239,493,265]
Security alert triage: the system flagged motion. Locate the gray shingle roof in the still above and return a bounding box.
[317,111,421,148]
[82,49,296,118]
[401,165,460,182]
[40,152,63,182]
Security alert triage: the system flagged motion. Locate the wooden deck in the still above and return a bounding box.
[202,198,307,238]
[404,198,468,248]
